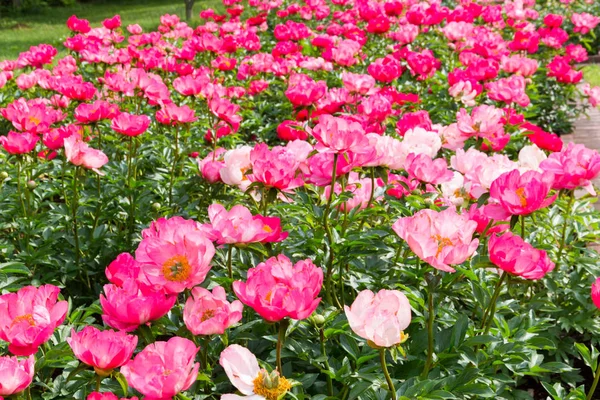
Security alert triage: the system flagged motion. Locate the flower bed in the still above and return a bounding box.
[1,0,600,399]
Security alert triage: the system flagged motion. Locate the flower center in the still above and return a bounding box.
[515,187,528,207]
[263,224,273,233]
[162,255,192,282]
[12,314,35,327]
[253,370,292,400]
[432,234,453,257]
[201,309,216,322]
[28,116,41,125]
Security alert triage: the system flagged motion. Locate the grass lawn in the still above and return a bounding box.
[0,0,222,60]
[583,64,600,87]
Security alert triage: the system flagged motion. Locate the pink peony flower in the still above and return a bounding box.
[0,355,35,397]
[111,112,151,137]
[311,115,370,154]
[233,255,323,322]
[183,286,243,335]
[247,143,305,192]
[135,217,215,294]
[392,207,479,273]
[0,131,38,155]
[405,153,454,185]
[121,337,199,399]
[0,285,68,356]
[572,12,600,35]
[87,393,139,400]
[100,280,176,332]
[285,73,327,107]
[156,103,197,125]
[540,142,600,195]
[344,289,412,348]
[64,134,109,174]
[487,169,557,218]
[207,203,288,245]
[67,326,138,375]
[592,277,600,309]
[488,232,555,280]
[220,344,292,400]
[219,146,253,191]
[485,75,530,107]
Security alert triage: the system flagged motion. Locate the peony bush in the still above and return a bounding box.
[1,0,600,398]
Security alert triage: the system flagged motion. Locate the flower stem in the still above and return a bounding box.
[587,361,600,400]
[127,136,138,244]
[556,190,575,272]
[276,318,289,373]
[319,328,334,396]
[481,272,507,335]
[201,336,211,370]
[226,245,233,279]
[324,154,340,308]
[379,348,397,400]
[421,282,436,379]
[72,167,81,268]
[168,126,180,207]
[95,374,101,392]
[16,158,27,218]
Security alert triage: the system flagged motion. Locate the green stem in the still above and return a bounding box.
[72,167,81,268]
[379,348,397,400]
[16,158,27,218]
[319,329,334,396]
[481,273,507,335]
[521,215,525,239]
[127,136,138,243]
[324,154,339,307]
[587,361,600,400]
[556,190,575,272]
[358,168,376,231]
[168,126,180,207]
[95,374,101,392]
[226,245,233,279]
[201,336,210,370]
[276,319,289,373]
[421,284,435,379]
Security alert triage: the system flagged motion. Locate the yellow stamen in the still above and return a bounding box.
[162,255,192,282]
[253,370,292,400]
[431,234,453,257]
[11,314,35,327]
[515,187,528,207]
[201,309,215,322]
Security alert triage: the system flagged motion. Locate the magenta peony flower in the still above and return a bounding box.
[111,112,151,136]
[135,216,215,294]
[592,277,600,309]
[488,232,555,280]
[233,255,323,322]
[67,326,138,375]
[0,355,34,397]
[121,337,199,399]
[487,169,557,218]
[207,203,288,245]
[87,392,139,400]
[0,285,68,356]
[345,289,412,348]
[219,344,292,400]
[392,207,479,273]
[183,286,243,335]
[246,143,305,193]
[100,280,176,332]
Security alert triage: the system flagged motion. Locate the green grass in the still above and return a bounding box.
[0,0,222,60]
[583,64,600,88]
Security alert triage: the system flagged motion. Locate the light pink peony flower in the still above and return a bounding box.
[233,255,323,322]
[398,127,441,166]
[488,232,555,280]
[198,148,226,183]
[100,280,176,332]
[487,169,556,218]
[220,146,253,191]
[220,344,292,400]
[0,355,34,397]
[64,134,109,174]
[207,203,287,245]
[405,153,454,185]
[135,216,215,294]
[0,285,68,356]
[539,142,600,195]
[67,326,137,375]
[345,289,412,348]
[121,337,199,399]
[392,207,479,273]
[183,286,243,335]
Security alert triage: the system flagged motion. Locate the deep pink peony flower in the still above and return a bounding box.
[0,285,68,356]
[111,112,151,136]
[345,289,412,348]
[135,217,215,294]
[233,255,323,322]
[100,281,176,332]
[247,143,305,192]
[0,131,38,155]
[207,203,288,245]
[121,337,199,400]
[64,134,109,174]
[87,392,139,400]
[392,207,479,273]
[67,326,137,375]
[0,355,34,397]
[592,277,600,309]
[66,15,91,33]
[488,232,555,280]
[540,142,600,195]
[156,103,197,125]
[285,73,327,107]
[183,286,243,335]
[487,169,557,218]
